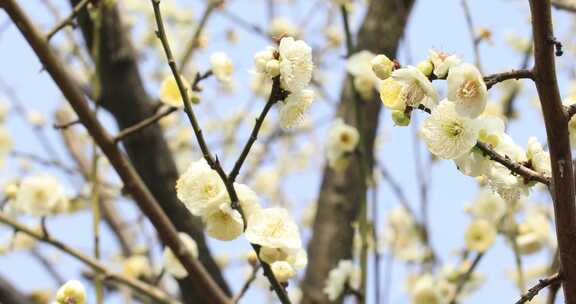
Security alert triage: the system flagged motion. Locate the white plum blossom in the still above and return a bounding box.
[269,18,299,38]
[464,219,497,252]
[204,202,244,241]
[464,189,506,224]
[271,261,296,283]
[326,119,359,171]
[410,275,446,304]
[447,63,487,118]
[323,260,361,301]
[420,100,480,160]
[392,66,439,108]
[245,207,302,250]
[162,232,199,279]
[278,89,315,129]
[13,175,69,216]
[526,137,551,177]
[428,49,461,78]
[278,37,313,92]
[209,52,234,83]
[176,159,226,217]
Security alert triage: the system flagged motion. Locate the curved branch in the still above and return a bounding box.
[516,273,562,304]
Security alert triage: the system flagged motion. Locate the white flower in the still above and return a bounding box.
[13,175,68,216]
[516,211,551,255]
[162,232,199,278]
[464,189,506,224]
[254,46,278,78]
[392,66,439,107]
[327,119,359,153]
[278,89,315,129]
[278,37,313,92]
[326,119,359,171]
[464,219,497,252]
[378,78,406,111]
[420,100,480,159]
[159,74,191,107]
[526,137,551,176]
[123,255,153,279]
[209,52,234,83]
[411,275,445,304]
[269,18,299,38]
[204,202,244,241]
[323,260,361,301]
[271,261,296,283]
[234,183,262,222]
[428,49,461,78]
[324,26,343,47]
[259,247,307,270]
[245,207,302,249]
[346,50,376,78]
[56,280,86,304]
[447,63,487,118]
[176,159,226,217]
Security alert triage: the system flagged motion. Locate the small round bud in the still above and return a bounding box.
[265,59,281,78]
[391,110,411,126]
[190,94,201,105]
[271,261,295,283]
[417,60,434,77]
[370,54,394,80]
[3,182,18,199]
[246,250,259,266]
[56,280,86,304]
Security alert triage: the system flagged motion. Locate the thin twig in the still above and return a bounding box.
[179,1,219,71]
[232,265,261,303]
[0,213,177,303]
[449,252,484,304]
[515,273,562,304]
[461,0,482,72]
[551,0,576,12]
[483,69,534,89]
[45,0,90,41]
[114,106,178,143]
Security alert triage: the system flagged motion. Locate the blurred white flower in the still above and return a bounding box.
[210,52,234,83]
[56,280,86,304]
[13,175,68,216]
[323,260,361,301]
[163,232,199,279]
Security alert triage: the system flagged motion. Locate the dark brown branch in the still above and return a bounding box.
[528,1,576,303]
[476,142,550,184]
[516,273,562,304]
[114,106,177,143]
[45,0,90,40]
[551,0,576,12]
[0,1,230,302]
[483,69,534,90]
[415,105,550,185]
[150,1,290,302]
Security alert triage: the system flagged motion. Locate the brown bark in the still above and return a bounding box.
[301,1,415,303]
[528,1,576,303]
[67,1,230,301]
[0,276,34,304]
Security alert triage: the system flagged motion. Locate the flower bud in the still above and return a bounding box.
[417,60,434,77]
[370,54,394,80]
[56,280,86,304]
[391,110,411,126]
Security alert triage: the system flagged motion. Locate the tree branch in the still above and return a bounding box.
[45,0,90,40]
[483,69,534,89]
[0,1,230,302]
[0,213,176,303]
[528,1,576,303]
[515,273,562,304]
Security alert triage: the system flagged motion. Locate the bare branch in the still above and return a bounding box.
[45,0,90,40]
[516,273,562,304]
[483,69,534,89]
